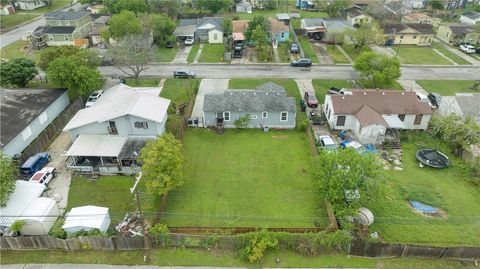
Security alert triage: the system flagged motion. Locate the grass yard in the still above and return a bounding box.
[160,78,199,105]
[416,80,478,96]
[298,37,319,64]
[340,44,371,61]
[395,45,452,65]
[153,47,178,62]
[277,42,291,63]
[0,40,32,60]
[431,42,471,65]
[164,129,326,227]
[125,78,160,87]
[325,45,350,64]
[366,132,480,246]
[186,43,200,63]
[198,44,225,63]
[299,10,329,18]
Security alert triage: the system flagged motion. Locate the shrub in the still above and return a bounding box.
[239,230,278,263]
[234,114,250,128]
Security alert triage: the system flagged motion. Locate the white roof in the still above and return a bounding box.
[19,197,58,222]
[62,205,109,230]
[0,181,45,227]
[383,115,407,129]
[63,84,170,131]
[65,134,127,157]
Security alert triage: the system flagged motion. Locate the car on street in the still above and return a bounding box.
[85,90,104,107]
[460,44,475,54]
[29,167,57,185]
[304,91,319,108]
[174,69,195,79]
[166,41,174,48]
[291,58,312,67]
[317,135,337,151]
[184,37,194,45]
[19,152,51,177]
[290,43,299,54]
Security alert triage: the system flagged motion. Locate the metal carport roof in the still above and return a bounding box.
[65,135,127,157]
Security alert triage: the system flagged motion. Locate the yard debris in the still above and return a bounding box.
[380,149,403,170]
[116,212,150,236]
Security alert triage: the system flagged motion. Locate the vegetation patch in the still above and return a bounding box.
[394,45,452,65]
[125,78,160,87]
[198,44,225,63]
[153,47,179,63]
[416,80,479,96]
[325,45,350,64]
[298,37,320,64]
[187,43,200,63]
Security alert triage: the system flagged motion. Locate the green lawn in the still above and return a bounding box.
[198,44,225,63]
[325,45,350,64]
[160,78,199,105]
[186,43,200,63]
[395,45,452,65]
[125,78,160,87]
[299,10,329,18]
[298,37,319,63]
[153,47,178,62]
[0,249,474,268]
[277,42,291,63]
[366,132,480,246]
[431,42,471,65]
[0,40,31,60]
[164,129,326,227]
[340,44,371,61]
[416,80,478,96]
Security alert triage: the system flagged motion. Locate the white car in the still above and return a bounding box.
[85,90,104,107]
[460,44,475,54]
[184,37,194,45]
[29,167,57,185]
[317,135,337,151]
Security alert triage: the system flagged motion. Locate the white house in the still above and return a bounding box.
[460,11,480,25]
[62,205,111,234]
[324,90,433,145]
[174,17,223,44]
[236,2,252,13]
[0,4,15,15]
[63,84,170,174]
[16,0,46,10]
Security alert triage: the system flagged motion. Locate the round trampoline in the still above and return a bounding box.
[416,149,450,169]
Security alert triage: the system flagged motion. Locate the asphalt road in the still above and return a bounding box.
[99,64,480,80]
[0,3,85,48]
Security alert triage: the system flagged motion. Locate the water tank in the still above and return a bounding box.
[355,207,374,226]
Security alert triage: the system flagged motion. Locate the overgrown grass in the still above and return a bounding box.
[160,78,199,105]
[395,45,453,65]
[340,44,372,61]
[153,47,178,62]
[125,78,160,87]
[325,45,350,64]
[277,42,291,63]
[431,42,471,65]
[416,80,478,96]
[186,43,200,63]
[0,40,31,60]
[198,44,224,63]
[298,37,319,63]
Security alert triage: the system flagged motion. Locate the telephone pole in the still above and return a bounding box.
[131,172,150,263]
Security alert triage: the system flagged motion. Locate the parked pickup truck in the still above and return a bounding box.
[28,167,57,185]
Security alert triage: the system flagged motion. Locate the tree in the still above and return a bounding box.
[0,58,38,87]
[38,46,100,71]
[197,0,232,14]
[245,15,270,41]
[147,0,182,19]
[319,0,350,18]
[107,34,153,84]
[109,10,143,39]
[348,23,384,51]
[106,0,148,14]
[139,133,185,213]
[144,13,176,46]
[354,51,401,88]
[10,220,25,235]
[251,24,270,61]
[430,114,480,156]
[264,0,278,9]
[222,18,233,37]
[313,149,382,217]
[429,0,444,10]
[0,151,16,207]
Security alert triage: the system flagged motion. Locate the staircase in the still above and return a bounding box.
[382,140,402,150]
[216,118,224,134]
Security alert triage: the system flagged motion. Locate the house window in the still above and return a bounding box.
[223,111,230,121]
[213,33,218,40]
[413,35,417,39]
[280,32,285,39]
[39,111,48,125]
[280,111,288,122]
[108,121,118,135]
[414,114,423,125]
[400,35,404,39]
[262,111,268,118]
[64,35,69,41]
[134,121,148,129]
[327,109,331,119]
[336,115,346,126]
[22,126,32,141]
[49,35,53,41]
[57,21,61,26]
[249,115,258,119]
[398,114,406,121]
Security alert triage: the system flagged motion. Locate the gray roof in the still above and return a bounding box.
[44,26,76,34]
[302,18,325,28]
[323,19,354,31]
[94,15,110,24]
[179,17,223,32]
[44,11,90,20]
[203,83,296,113]
[383,23,435,35]
[448,24,476,36]
[1,89,66,148]
[461,11,480,20]
[276,13,290,20]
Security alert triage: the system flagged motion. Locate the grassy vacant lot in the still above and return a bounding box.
[160,78,199,105]
[198,44,224,63]
[186,43,200,63]
[164,129,325,227]
[125,78,160,87]
[431,42,471,65]
[416,80,478,96]
[153,47,178,62]
[298,37,320,63]
[277,42,291,63]
[395,45,452,65]
[0,40,32,60]
[340,44,371,61]
[366,132,480,246]
[325,45,350,64]
[1,249,475,268]
[0,0,70,30]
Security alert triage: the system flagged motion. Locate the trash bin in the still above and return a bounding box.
[119,78,126,84]
[263,126,269,132]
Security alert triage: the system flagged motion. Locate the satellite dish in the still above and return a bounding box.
[355,207,374,226]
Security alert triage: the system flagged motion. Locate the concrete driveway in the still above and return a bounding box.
[311,42,334,64]
[191,79,229,125]
[172,45,192,64]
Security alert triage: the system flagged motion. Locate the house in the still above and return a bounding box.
[0,181,60,236]
[174,17,223,44]
[344,7,372,27]
[383,23,435,46]
[324,90,433,144]
[203,83,296,129]
[401,12,440,27]
[1,89,69,158]
[276,13,290,24]
[62,206,111,234]
[236,2,252,13]
[15,0,46,10]
[296,0,314,9]
[436,24,480,45]
[233,20,248,43]
[460,11,480,25]
[403,0,425,9]
[269,17,290,42]
[28,11,93,49]
[323,19,355,43]
[89,15,110,46]
[63,84,171,174]
[0,4,15,15]
[301,18,326,40]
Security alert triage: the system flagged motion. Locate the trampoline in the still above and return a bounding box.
[416,149,450,169]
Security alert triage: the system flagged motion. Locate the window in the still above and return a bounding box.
[213,33,218,40]
[64,35,69,41]
[400,35,404,39]
[280,32,285,39]
[414,114,423,125]
[327,109,331,119]
[39,112,48,125]
[223,111,230,121]
[262,111,268,118]
[49,35,53,41]
[57,21,61,26]
[413,35,417,39]
[336,115,346,126]
[249,115,258,119]
[398,114,406,121]
[280,112,288,122]
[134,121,148,129]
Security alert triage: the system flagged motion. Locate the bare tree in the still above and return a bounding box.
[108,34,153,84]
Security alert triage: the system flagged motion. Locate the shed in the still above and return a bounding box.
[62,205,111,234]
[236,2,252,13]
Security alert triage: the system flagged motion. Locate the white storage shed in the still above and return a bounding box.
[62,205,111,234]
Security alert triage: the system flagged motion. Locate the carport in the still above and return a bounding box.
[173,25,196,43]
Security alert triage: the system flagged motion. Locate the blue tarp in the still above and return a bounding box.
[410,200,439,214]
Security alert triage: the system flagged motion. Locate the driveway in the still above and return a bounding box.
[191,79,229,126]
[371,45,395,57]
[434,39,480,66]
[311,42,334,64]
[172,45,192,64]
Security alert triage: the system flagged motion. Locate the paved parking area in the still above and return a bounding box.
[311,42,333,64]
[172,45,192,64]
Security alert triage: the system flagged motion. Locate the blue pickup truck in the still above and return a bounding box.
[19,152,51,177]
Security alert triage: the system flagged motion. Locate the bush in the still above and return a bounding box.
[234,114,250,128]
[297,116,310,131]
[238,230,278,263]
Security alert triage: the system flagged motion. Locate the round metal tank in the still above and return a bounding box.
[355,207,374,226]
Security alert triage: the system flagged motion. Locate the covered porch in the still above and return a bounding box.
[173,25,196,44]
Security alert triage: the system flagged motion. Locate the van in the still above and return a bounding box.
[19,152,51,176]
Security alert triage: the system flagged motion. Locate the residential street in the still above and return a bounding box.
[98,64,480,80]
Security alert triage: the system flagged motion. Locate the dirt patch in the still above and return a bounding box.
[272,135,289,139]
[407,201,448,219]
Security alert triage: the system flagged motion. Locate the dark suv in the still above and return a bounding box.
[291,58,312,67]
[174,69,195,79]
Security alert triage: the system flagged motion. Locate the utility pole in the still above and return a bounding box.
[130,172,150,263]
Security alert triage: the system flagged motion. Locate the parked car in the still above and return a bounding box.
[304,91,319,108]
[166,41,174,48]
[29,167,57,185]
[427,92,442,108]
[174,69,195,79]
[233,45,243,58]
[291,58,312,67]
[290,43,299,54]
[476,47,480,54]
[460,44,475,54]
[19,152,51,177]
[184,37,194,45]
[317,135,337,151]
[85,90,104,107]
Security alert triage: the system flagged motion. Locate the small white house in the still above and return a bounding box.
[16,0,46,10]
[0,4,15,15]
[460,11,480,25]
[236,2,252,13]
[62,205,111,234]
